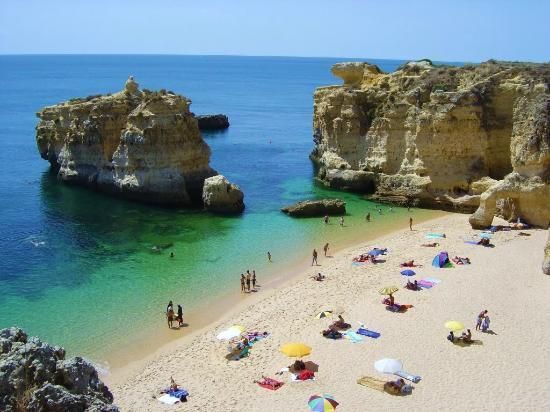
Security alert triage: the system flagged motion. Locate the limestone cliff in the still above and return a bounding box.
[36,77,217,206]
[312,60,549,228]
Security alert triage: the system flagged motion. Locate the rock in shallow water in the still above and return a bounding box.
[195,114,230,130]
[202,175,244,214]
[281,199,346,217]
[0,327,118,411]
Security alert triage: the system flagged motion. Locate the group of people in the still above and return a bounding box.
[240,270,258,293]
[165,301,184,329]
[476,309,491,332]
[323,215,345,226]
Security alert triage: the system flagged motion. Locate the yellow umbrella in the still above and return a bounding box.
[378,286,399,295]
[230,325,245,332]
[444,321,465,331]
[280,342,312,357]
[315,311,333,319]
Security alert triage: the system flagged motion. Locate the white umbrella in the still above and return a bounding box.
[374,358,403,374]
[216,327,243,341]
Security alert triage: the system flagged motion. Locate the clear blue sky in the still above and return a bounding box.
[1,0,548,62]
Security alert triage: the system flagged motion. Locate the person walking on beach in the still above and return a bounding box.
[267,251,272,262]
[246,270,251,292]
[252,270,257,290]
[166,305,175,329]
[323,243,329,257]
[177,304,184,327]
[409,217,413,231]
[366,212,371,222]
[312,249,318,266]
[340,216,344,226]
[476,310,488,330]
[240,274,245,293]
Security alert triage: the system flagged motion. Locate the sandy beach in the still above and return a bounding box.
[110,214,550,411]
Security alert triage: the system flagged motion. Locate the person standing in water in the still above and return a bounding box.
[323,243,329,257]
[240,274,245,293]
[324,215,329,224]
[252,270,257,290]
[177,304,183,327]
[166,305,175,329]
[312,249,318,266]
[246,270,251,292]
[166,300,173,313]
[267,251,272,262]
[340,216,344,226]
[409,217,413,231]
[366,212,371,222]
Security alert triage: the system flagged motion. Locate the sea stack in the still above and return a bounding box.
[35,77,223,206]
[312,60,549,228]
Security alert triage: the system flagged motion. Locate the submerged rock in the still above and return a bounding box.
[0,327,118,411]
[312,60,549,227]
[36,77,217,206]
[281,199,346,217]
[202,175,244,214]
[195,114,230,130]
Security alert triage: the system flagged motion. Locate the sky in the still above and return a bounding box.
[1,0,548,62]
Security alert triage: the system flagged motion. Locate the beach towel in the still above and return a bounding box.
[343,330,364,343]
[426,233,446,239]
[256,377,284,390]
[290,372,315,382]
[417,280,434,288]
[356,328,381,338]
[423,277,441,284]
[158,394,180,405]
[357,376,386,391]
[464,240,479,245]
[395,370,422,383]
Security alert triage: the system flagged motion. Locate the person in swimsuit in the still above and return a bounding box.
[240,274,245,292]
[476,310,488,330]
[252,270,256,290]
[267,251,271,262]
[340,216,344,226]
[409,217,413,231]
[177,304,183,327]
[311,249,318,266]
[166,306,175,328]
[323,243,329,257]
[246,271,251,292]
[166,300,173,312]
[366,213,371,222]
[324,215,329,224]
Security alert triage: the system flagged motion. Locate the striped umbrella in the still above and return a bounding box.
[315,311,333,319]
[308,394,339,411]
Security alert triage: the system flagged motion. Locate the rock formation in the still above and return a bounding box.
[312,60,549,228]
[36,77,218,206]
[195,114,230,131]
[202,175,244,214]
[281,199,346,217]
[0,327,118,411]
[544,230,550,275]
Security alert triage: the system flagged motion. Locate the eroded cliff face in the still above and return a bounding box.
[312,60,549,228]
[36,77,217,206]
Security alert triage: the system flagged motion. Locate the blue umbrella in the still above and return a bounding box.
[368,249,384,256]
[400,269,416,276]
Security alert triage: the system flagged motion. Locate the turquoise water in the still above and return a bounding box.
[0,55,443,364]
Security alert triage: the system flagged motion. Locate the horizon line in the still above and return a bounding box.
[0,52,477,64]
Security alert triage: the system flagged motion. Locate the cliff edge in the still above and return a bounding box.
[36,77,218,206]
[312,60,549,228]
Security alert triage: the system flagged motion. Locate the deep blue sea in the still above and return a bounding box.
[0,55,444,366]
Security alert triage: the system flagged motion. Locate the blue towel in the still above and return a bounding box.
[395,370,421,383]
[168,389,188,399]
[356,328,381,338]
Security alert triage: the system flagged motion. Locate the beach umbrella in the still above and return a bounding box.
[400,269,416,276]
[378,286,399,295]
[315,311,333,319]
[368,249,384,256]
[374,358,403,374]
[444,321,465,332]
[216,325,245,340]
[308,394,339,411]
[280,342,312,357]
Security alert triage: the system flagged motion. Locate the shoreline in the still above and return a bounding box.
[103,210,448,383]
[109,213,549,411]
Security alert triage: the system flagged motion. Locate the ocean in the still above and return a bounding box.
[0,55,443,367]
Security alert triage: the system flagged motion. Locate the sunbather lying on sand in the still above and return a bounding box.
[322,329,343,339]
[329,315,351,331]
[400,260,422,267]
[311,273,325,281]
[383,378,412,395]
[405,280,420,290]
[254,376,284,390]
[421,242,439,247]
[477,237,491,246]
[452,256,471,265]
